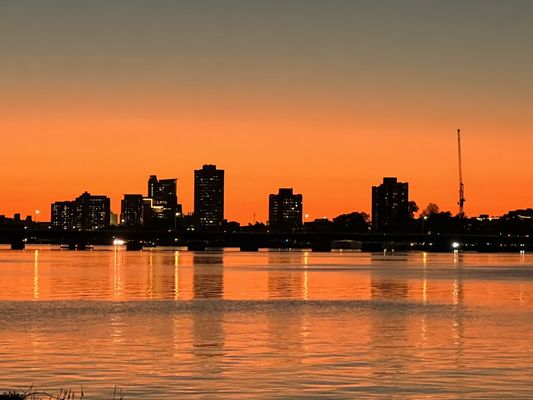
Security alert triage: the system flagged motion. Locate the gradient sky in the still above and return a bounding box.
[1,0,533,223]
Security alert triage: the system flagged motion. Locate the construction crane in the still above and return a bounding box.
[457,129,466,217]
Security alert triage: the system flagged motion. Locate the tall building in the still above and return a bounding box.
[51,192,111,231]
[120,194,144,227]
[194,164,224,230]
[269,188,303,232]
[145,175,182,227]
[51,201,77,230]
[75,192,111,231]
[148,175,159,199]
[372,177,409,232]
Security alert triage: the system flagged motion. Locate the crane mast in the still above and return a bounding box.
[457,129,465,217]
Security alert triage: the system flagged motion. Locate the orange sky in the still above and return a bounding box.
[1,1,533,223]
[2,98,532,223]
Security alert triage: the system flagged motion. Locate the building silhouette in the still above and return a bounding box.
[0,214,34,230]
[371,177,409,232]
[147,175,159,199]
[194,164,224,231]
[145,175,182,227]
[51,202,76,230]
[51,192,110,231]
[120,194,144,227]
[269,188,303,232]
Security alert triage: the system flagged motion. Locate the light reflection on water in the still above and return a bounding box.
[0,246,532,398]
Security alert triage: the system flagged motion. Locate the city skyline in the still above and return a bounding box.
[3,166,533,224]
[2,1,533,223]
[2,3,533,399]
[5,167,533,227]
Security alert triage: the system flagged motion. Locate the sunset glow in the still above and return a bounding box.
[1,1,532,223]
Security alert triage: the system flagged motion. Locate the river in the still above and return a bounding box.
[0,246,532,398]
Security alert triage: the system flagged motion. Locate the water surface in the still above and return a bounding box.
[0,247,532,399]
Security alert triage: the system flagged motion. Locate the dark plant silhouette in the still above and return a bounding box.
[0,387,123,400]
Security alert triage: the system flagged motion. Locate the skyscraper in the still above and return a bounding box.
[146,175,182,227]
[194,164,224,231]
[371,177,409,232]
[51,192,111,231]
[120,194,144,227]
[268,188,303,232]
[148,175,159,199]
[51,201,77,231]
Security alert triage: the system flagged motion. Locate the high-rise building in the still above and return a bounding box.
[75,192,111,230]
[51,201,77,230]
[145,175,182,227]
[194,164,224,230]
[120,194,144,227]
[148,175,159,199]
[268,188,303,232]
[371,177,409,232]
[51,192,111,231]
[148,175,177,210]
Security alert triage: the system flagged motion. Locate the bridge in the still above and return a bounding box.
[1,228,532,253]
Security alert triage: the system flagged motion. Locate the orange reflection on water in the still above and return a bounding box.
[1,247,533,398]
[0,247,532,308]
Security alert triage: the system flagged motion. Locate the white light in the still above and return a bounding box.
[452,242,460,249]
[113,239,125,246]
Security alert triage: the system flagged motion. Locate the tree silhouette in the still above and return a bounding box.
[332,212,370,233]
[408,201,419,218]
[421,203,440,217]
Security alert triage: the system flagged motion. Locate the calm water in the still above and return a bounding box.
[1,246,533,399]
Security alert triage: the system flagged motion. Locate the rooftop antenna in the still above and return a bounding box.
[457,129,466,217]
